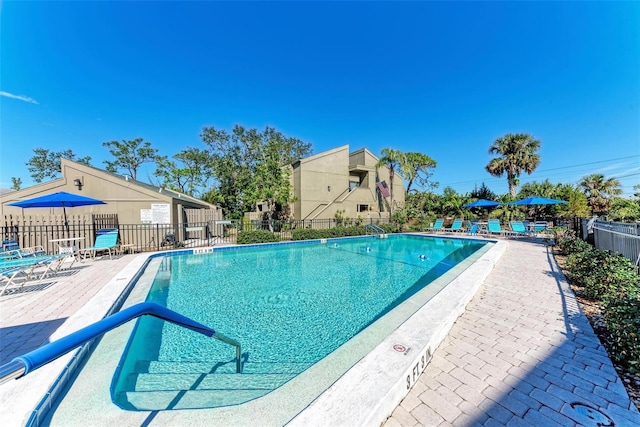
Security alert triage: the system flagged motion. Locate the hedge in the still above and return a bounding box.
[237,230,281,244]
[556,230,640,373]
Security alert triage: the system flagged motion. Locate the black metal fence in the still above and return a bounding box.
[2,217,393,255]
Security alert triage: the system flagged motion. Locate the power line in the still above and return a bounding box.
[442,155,640,187]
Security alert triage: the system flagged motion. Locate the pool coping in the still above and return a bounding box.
[288,236,506,426]
[1,235,505,426]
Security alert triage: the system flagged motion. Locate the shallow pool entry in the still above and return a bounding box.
[111,235,488,410]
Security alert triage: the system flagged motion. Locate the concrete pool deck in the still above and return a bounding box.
[1,238,639,426]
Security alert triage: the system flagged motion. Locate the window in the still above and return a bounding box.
[357,204,370,212]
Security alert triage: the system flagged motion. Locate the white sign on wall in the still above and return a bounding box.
[151,204,171,224]
[140,209,152,224]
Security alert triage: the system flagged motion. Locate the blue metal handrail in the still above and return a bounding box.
[0,302,242,385]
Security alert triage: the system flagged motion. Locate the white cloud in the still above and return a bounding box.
[0,91,39,105]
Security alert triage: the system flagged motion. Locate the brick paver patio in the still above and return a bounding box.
[385,238,640,426]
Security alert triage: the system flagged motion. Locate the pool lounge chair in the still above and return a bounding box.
[2,239,46,258]
[424,218,444,232]
[487,219,514,237]
[444,218,464,233]
[533,221,549,236]
[465,221,479,236]
[509,221,529,237]
[0,255,66,296]
[80,230,119,260]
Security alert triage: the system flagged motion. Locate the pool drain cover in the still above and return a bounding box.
[567,402,614,426]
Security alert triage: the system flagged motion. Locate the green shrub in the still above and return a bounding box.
[579,251,640,302]
[556,230,591,255]
[291,228,326,240]
[237,230,281,244]
[559,235,640,374]
[377,223,398,233]
[291,225,377,241]
[604,295,640,374]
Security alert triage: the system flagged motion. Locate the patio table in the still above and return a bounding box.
[49,237,84,259]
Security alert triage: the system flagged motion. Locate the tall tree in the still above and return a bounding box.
[441,186,469,218]
[486,133,541,197]
[608,198,640,222]
[246,139,295,227]
[26,148,91,183]
[520,180,574,219]
[201,125,312,219]
[401,152,437,193]
[153,148,214,197]
[376,148,404,213]
[469,182,496,201]
[559,185,590,219]
[580,173,622,216]
[10,177,22,190]
[103,138,161,181]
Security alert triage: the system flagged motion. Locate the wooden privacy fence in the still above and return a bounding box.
[583,219,640,267]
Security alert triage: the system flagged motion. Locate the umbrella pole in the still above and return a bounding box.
[63,205,69,236]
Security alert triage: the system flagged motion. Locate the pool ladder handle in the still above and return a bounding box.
[365,223,385,236]
[0,302,242,386]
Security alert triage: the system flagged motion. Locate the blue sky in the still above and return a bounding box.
[1,1,639,197]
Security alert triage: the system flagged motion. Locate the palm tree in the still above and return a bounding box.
[580,174,622,216]
[486,133,541,197]
[376,148,404,213]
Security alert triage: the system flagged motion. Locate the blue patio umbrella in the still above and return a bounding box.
[463,199,502,208]
[8,191,106,231]
[508,196,567,206]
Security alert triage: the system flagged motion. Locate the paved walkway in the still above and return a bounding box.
[0,255,136,365]
[385,238,640,427]
[1,240,639,426]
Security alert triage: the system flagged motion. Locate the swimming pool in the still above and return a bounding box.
[112,235,488,410]
[42,234,504,426]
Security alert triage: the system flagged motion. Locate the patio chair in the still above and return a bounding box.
[2,239,46,258]
[80,229,119,261]
[533,221,549,236]
[424,218,444,232]
[0,254,66,296]
[464,221,479,236]
[487,219,514,237]
[509,221,529,237]
[444,218,464,233]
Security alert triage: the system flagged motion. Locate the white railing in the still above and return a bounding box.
[591,220,640,267]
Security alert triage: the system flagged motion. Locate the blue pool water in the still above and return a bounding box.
[112,235,488,410]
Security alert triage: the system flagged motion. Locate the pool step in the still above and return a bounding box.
[115,360,313,410]
[121,389,269,410]
[136,360,313,375]
[133,372,296,392]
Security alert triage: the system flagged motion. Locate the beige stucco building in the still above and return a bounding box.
[289,145,405,221]
[0,158,220,225]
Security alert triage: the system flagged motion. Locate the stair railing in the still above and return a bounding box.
[0,302,242,386]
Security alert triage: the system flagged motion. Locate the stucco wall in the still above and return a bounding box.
[0,159,216,225]
[290,145,405,221]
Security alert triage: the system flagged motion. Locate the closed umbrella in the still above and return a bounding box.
[8,191,106,232]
